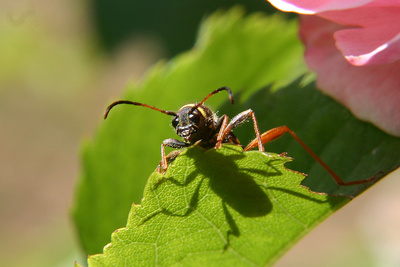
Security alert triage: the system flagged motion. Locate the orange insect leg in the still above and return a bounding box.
[244,126,377,186]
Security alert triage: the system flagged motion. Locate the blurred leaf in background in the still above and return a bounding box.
[90,0,286,57]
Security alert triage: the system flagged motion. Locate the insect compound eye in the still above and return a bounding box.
[188,112,200,125]
[172,116,179,128]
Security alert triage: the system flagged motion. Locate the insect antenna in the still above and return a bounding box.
[190,86,234,113]
[104,100,177,119]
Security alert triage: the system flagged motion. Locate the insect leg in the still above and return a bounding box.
[215,109,264,152]
[156,150,183,173]
[244,126,377,186]
[215,115,229,149]
[159,138,191,173]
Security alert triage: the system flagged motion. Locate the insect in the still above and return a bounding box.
[104,86,376,186]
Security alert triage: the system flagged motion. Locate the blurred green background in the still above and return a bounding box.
[1,0,399,266]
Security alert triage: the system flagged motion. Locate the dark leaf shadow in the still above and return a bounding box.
[222,201,240,251]
[152,145,339,219]
[143,145,346,250]
[185,146,273,218]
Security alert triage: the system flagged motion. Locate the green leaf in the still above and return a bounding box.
[72,8,307,255]
[73,7,400,264]
[87,145,345,266]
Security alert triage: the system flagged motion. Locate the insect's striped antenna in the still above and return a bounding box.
[104,100,177,119]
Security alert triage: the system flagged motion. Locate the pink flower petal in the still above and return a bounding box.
[267,0,400,135]
[300,15,400,136]
[267,0,373,14]
[318,5,400,66]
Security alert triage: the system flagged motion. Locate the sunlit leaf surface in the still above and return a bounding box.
[87,145,344,266]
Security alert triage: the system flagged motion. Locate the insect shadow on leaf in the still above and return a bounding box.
[151,144,338,218]
[145,145,274,249]
[222,201,239,251]
[146,145,337,250]
[158,146,273,217]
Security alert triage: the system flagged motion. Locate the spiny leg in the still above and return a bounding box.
[215,109,264,151]
[159,138,190,173]
[244,125,378,186]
